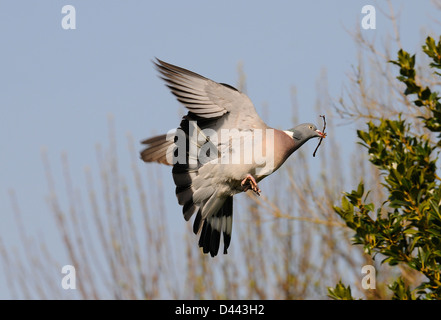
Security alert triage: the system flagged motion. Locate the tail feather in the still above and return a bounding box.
[192,186,215,204]
[140,134,174,165]
[183,200,197,221]
[196,196,233,257]
[176,185,194,206]
[172,167,198,189]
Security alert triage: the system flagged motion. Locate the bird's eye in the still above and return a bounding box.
[309,125,313,130]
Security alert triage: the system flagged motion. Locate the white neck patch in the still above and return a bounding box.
[283,130,294,139]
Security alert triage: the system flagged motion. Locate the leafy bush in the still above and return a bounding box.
[331,36,441,300]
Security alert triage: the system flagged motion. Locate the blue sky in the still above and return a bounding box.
[0,1,437,298]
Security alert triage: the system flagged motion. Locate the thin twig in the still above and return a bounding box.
[313,115,327,157]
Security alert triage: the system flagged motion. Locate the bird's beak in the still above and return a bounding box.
[316,129,326,138]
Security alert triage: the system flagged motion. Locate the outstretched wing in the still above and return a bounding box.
[154,58,267,130]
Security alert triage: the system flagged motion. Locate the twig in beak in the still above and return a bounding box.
[313,115,326,157]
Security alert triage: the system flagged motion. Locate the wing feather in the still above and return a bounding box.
[154,58,267,129]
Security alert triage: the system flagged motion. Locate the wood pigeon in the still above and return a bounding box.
[141,59,325,257]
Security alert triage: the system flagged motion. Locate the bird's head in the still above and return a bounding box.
[285,123,326,142]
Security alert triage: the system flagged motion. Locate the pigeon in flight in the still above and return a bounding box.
[141,59,325,257]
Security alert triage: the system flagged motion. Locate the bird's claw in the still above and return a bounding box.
[241,174,261,196]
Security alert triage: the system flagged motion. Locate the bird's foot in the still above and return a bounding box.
[241,174,261,196]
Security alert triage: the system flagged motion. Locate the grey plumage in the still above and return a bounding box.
[141,59,325,257]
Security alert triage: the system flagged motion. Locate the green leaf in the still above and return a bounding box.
[327,281,355,300]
